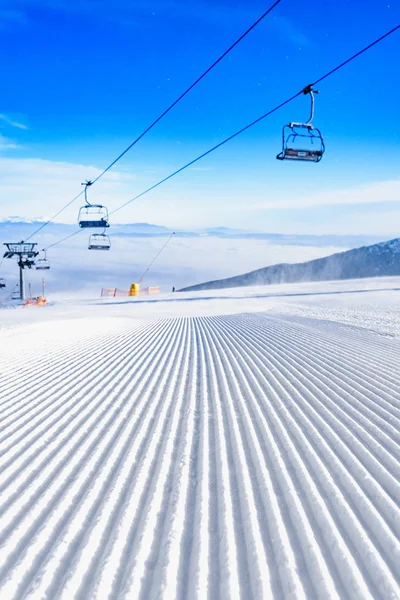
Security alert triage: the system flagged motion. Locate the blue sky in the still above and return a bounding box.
[0,0,399,236]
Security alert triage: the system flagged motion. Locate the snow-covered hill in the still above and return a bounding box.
[0,279,400,598]
[180,237,400,292]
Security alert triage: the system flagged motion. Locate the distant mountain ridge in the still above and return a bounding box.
[0,219,385,248]
[179,238,400,292]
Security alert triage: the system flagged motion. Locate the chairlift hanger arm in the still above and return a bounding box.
[81,180,93,207]
[302,84,319,125]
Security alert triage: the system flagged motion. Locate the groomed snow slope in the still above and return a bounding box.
[1,280,400,599]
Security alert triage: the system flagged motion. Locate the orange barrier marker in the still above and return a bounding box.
[129,283,140,297]
[24,296,47,307]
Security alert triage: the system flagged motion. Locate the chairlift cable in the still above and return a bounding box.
[310,23,400,87]
[25,190,84,242]
[109,90,302,217]
[138,232,176,283]
[90,0,282,186]
[108,23,400,215]
[45,23,400,250]
[46,229,82,249]
[24,0,282,242]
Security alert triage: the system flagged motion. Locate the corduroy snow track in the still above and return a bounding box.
[0,311,400,599]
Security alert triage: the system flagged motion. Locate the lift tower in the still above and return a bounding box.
[3,242,38,301]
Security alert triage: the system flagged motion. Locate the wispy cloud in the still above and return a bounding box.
[0,134,21,150]
[0,114,27,130]
[0,157,137,221]
[270,15,312,48]
[2,0,283,31]
[231,180,400,211]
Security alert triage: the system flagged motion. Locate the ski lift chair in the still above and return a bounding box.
[277,85,325,162]
[78,205,110,228]
[88,232,111,250]
[0,278,6,288]
[78,180,110,228]
[36,249,50,270]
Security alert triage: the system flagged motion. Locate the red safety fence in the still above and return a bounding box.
[101,288,116,297]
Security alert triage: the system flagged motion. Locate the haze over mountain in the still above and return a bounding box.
[1,219,396,297]
[180,238,400,292]
[0,219,385,247]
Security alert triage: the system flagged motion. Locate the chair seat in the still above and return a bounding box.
[79,219,110,228]
[88,245,110,250]
[283,148,322,161]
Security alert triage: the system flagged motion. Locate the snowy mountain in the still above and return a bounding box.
[0,216,49,224]
[0,218,385,246]
[180,237,400,291]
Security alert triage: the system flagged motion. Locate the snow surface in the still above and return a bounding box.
[0,277,400,599]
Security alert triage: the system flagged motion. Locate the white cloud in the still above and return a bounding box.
[0,157,138,222]
[237,179,400,210]
[0,114,27,130]
[1,155,399,236]
[0,134,20,150]
[1,0,260,29]
[271,15,312,48]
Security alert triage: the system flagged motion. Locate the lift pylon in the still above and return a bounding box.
[3,242,38,301]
